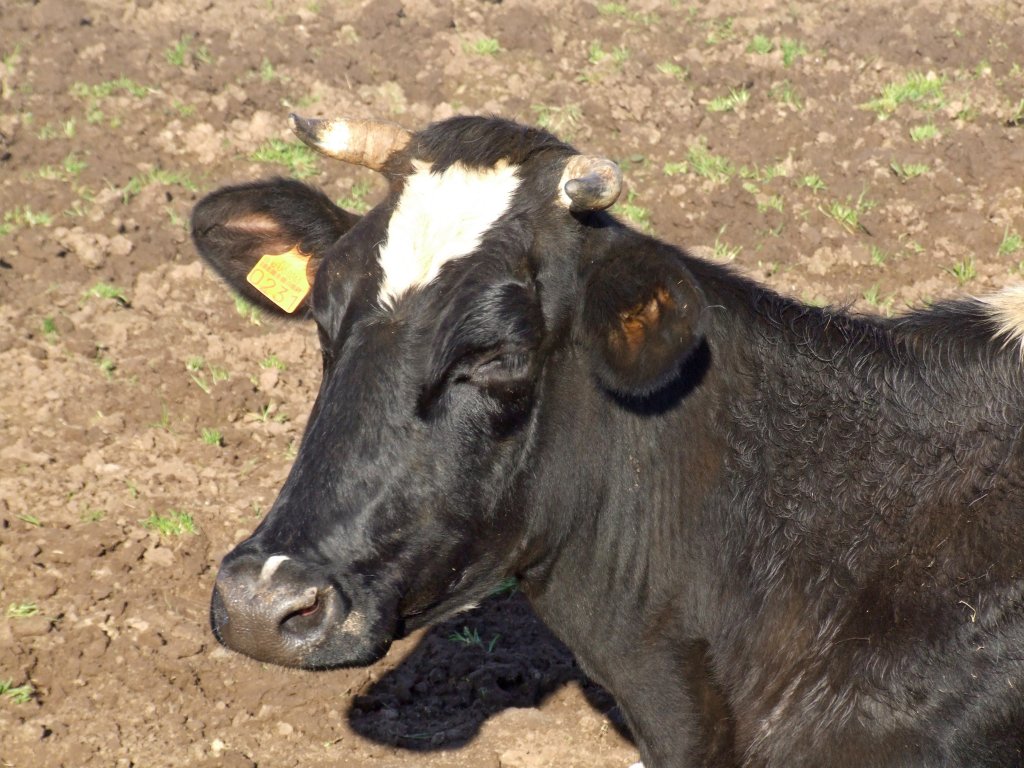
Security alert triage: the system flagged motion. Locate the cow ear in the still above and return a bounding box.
[581,246,705,397]
[191,178,360,317]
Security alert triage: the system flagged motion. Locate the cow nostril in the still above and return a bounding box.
[278,587,326,634]
[293,593,320,619]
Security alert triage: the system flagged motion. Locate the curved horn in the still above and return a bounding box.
[289,114,412,172]
[558,155,623,212]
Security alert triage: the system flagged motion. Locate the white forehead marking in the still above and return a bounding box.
[377,158,521,306]
[982,284,1024,359]
[259,554,290,583]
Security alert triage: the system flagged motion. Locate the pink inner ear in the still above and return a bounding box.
[226,212,295,256]
[227,212,284,235]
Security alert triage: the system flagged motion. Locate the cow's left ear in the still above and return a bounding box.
[580,246,705,397]
[191,178,361,317]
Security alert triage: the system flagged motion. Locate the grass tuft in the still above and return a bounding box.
[1007,98,1024,127]
[463,38,501,56]
[908,123,939,142]
[747,35,774,55]
[890,161,930,180]
[656,61,686,78]
[260,355,286,370]
[448,625,500,653]
[819,191,874,233]
[712,227,741,261]
[617,190,653,233]
[165,33,211,68]
[86,282,129,304]
[337,178,374,214]
[800,174,827,193]
[6,602,39,618]
[250,139,318,179]
[865,72,946,116]
[0,680,35,705]
[533,104,582,136]
[997,227,1023,257]
[70,77,151,101]
[122,168,197,203]
[705,17,735,46]
[863,284,894,315]
[945,256,976,286]
[143,510,198,537]
[707,87,750,113]
[780,39,807,67]
[233,295,263,325]
[687,140,733,182]
[2,207,53,234]
[39,152,88,182]
[771,80,804,110]
[200,427,223,446]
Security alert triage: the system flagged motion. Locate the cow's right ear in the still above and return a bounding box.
[580,244,706,397]
[191,178,360,318]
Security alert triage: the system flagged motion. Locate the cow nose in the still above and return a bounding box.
[211,553,342,667]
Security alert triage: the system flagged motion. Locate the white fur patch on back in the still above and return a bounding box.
[377,159,520,306]
[982,285,1024,358]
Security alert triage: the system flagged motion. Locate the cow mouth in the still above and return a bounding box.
[394,601,435,637]
[395,591,459,637]
[396,570,502,637]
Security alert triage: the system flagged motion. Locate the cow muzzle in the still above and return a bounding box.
[210,553,357,668]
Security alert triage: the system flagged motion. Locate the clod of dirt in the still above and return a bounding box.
[9,615,52,639]
[53,226,134,269]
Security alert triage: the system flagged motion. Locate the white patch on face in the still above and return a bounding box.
[982,284,1024,358]
[377,158,521,306]
[259,554,290,583]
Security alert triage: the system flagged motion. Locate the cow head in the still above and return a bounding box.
[192,114,706,669]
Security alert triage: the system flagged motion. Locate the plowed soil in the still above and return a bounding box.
[1,0,1022,766]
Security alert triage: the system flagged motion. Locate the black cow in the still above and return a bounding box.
[192,114,1024,767]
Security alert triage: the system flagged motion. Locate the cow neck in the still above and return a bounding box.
[515,337,732,669]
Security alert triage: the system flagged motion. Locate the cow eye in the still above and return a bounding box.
[464,349,532,387]
[465,349,536,434]
[418,346,534,419]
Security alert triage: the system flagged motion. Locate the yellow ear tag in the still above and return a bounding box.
[246,246,311,313]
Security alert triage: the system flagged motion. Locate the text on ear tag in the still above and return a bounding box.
[246,247,310,313]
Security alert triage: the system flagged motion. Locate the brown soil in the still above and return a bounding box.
[1,0,1022,766]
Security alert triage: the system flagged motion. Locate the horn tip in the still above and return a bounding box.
[289,113,315,139]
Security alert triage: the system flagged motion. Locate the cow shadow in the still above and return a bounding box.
[347,590,631,750]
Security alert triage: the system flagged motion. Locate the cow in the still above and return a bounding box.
[191,113,1024,768]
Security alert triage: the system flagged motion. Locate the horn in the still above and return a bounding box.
[289,114,412,172]
[559,155,622,212]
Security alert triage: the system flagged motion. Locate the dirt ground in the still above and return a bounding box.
[1,0,1022,766]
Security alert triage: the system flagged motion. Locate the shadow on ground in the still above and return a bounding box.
[348,592,630,750]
